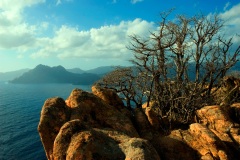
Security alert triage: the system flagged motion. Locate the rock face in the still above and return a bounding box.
[38,97,70,160]
[38,86,240,160]
[155,105,240,160]
[53,119,160,160]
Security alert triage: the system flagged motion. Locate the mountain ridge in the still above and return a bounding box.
[9,64,100,85]
[2,62,239,82]
[0,68,30,82]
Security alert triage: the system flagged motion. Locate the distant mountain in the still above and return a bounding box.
[10,64,100,85]
[0,68,30,82]
[85,66,117,75]
[67,68,85,74]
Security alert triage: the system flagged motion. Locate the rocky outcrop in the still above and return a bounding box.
[155,105,240,160]
[38,86,240,160]
[39,88,143,160]
[53,119,160,160]
[38,97,70,160]
[91,85,124,110]
[230,103,240,123]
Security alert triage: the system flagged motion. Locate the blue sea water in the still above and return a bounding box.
[0,82,91,160]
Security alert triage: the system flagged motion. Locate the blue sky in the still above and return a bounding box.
[0,0,239,72]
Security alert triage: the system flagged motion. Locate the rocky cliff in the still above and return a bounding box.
[38,85,240,160]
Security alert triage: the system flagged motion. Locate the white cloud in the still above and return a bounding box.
[131,0,143,4]
[56,0,61,5]
[0,0,45,12]
[220,3,240,43]
[223,2,230,11]
[56,0,73,5]
[220,3,240,25]
[1,0,239,69]
[31,19,155,60]
[0,0,45,49]
[0,21,37,49]
[17,54,24,59]
[40,22,49,30]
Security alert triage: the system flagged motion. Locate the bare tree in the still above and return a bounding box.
[128,11,239,129]
[95,67,149,109]
[96,11,240,130]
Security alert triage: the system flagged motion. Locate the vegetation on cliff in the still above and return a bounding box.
[38,11,240,160]
[96,11,240,130]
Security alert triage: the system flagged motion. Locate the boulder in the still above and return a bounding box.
[39,88,141,160]
[38,97,70,160]
[38,86,240,160]
[196,105,240,143]
[196,105,240,158]
[91,85,124,110]
[145,107,161,131]
[154,129,199,160]
[196,105,233,133]
[142,101,169,133]
[188,123,229,159]
[53,119,160,160]
[91,85,132,119]
[155,123,233,160]
[133,108,153,140]
[65,88,139,137]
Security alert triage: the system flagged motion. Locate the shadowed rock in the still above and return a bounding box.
[154,123,232,160]
[196,105,240,159]
[91,85,133,119]
[38,97,70,160]
[38,87,240,160]
[230,103,240,123]
[65,88,139,137]
[38,88,143,160]
[91,85,124,110]
[53,119,160,160]
[134,108,153,140]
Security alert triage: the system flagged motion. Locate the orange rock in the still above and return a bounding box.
[133,108,153,140]
[91,85,124,110]
[154,123,237,160]
[145,107,160,131]
[153,129,199,160]
[65,88,139,137]
[53,119,160,160]
[91,85,133,119]
[188,123,228,159]
[38,88,240,160]
[38,97,70,160]
[196,105,233,133]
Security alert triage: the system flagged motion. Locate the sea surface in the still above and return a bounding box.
[0,82,91,160]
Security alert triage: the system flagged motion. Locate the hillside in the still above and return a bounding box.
[85,66,117,75]
[10,64,100,85]
[67,68,85,74]
[0,68,30,82]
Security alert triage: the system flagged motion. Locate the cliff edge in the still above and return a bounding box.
[38,85,240,160]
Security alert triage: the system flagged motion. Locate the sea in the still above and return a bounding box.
[0,82,91,160]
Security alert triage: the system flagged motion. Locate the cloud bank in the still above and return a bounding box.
[0,0,45,49]
[31,19,154,60]
[0,1,239,65]
[131,0,144,4]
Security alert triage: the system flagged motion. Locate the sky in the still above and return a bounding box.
[0,0,239,72]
